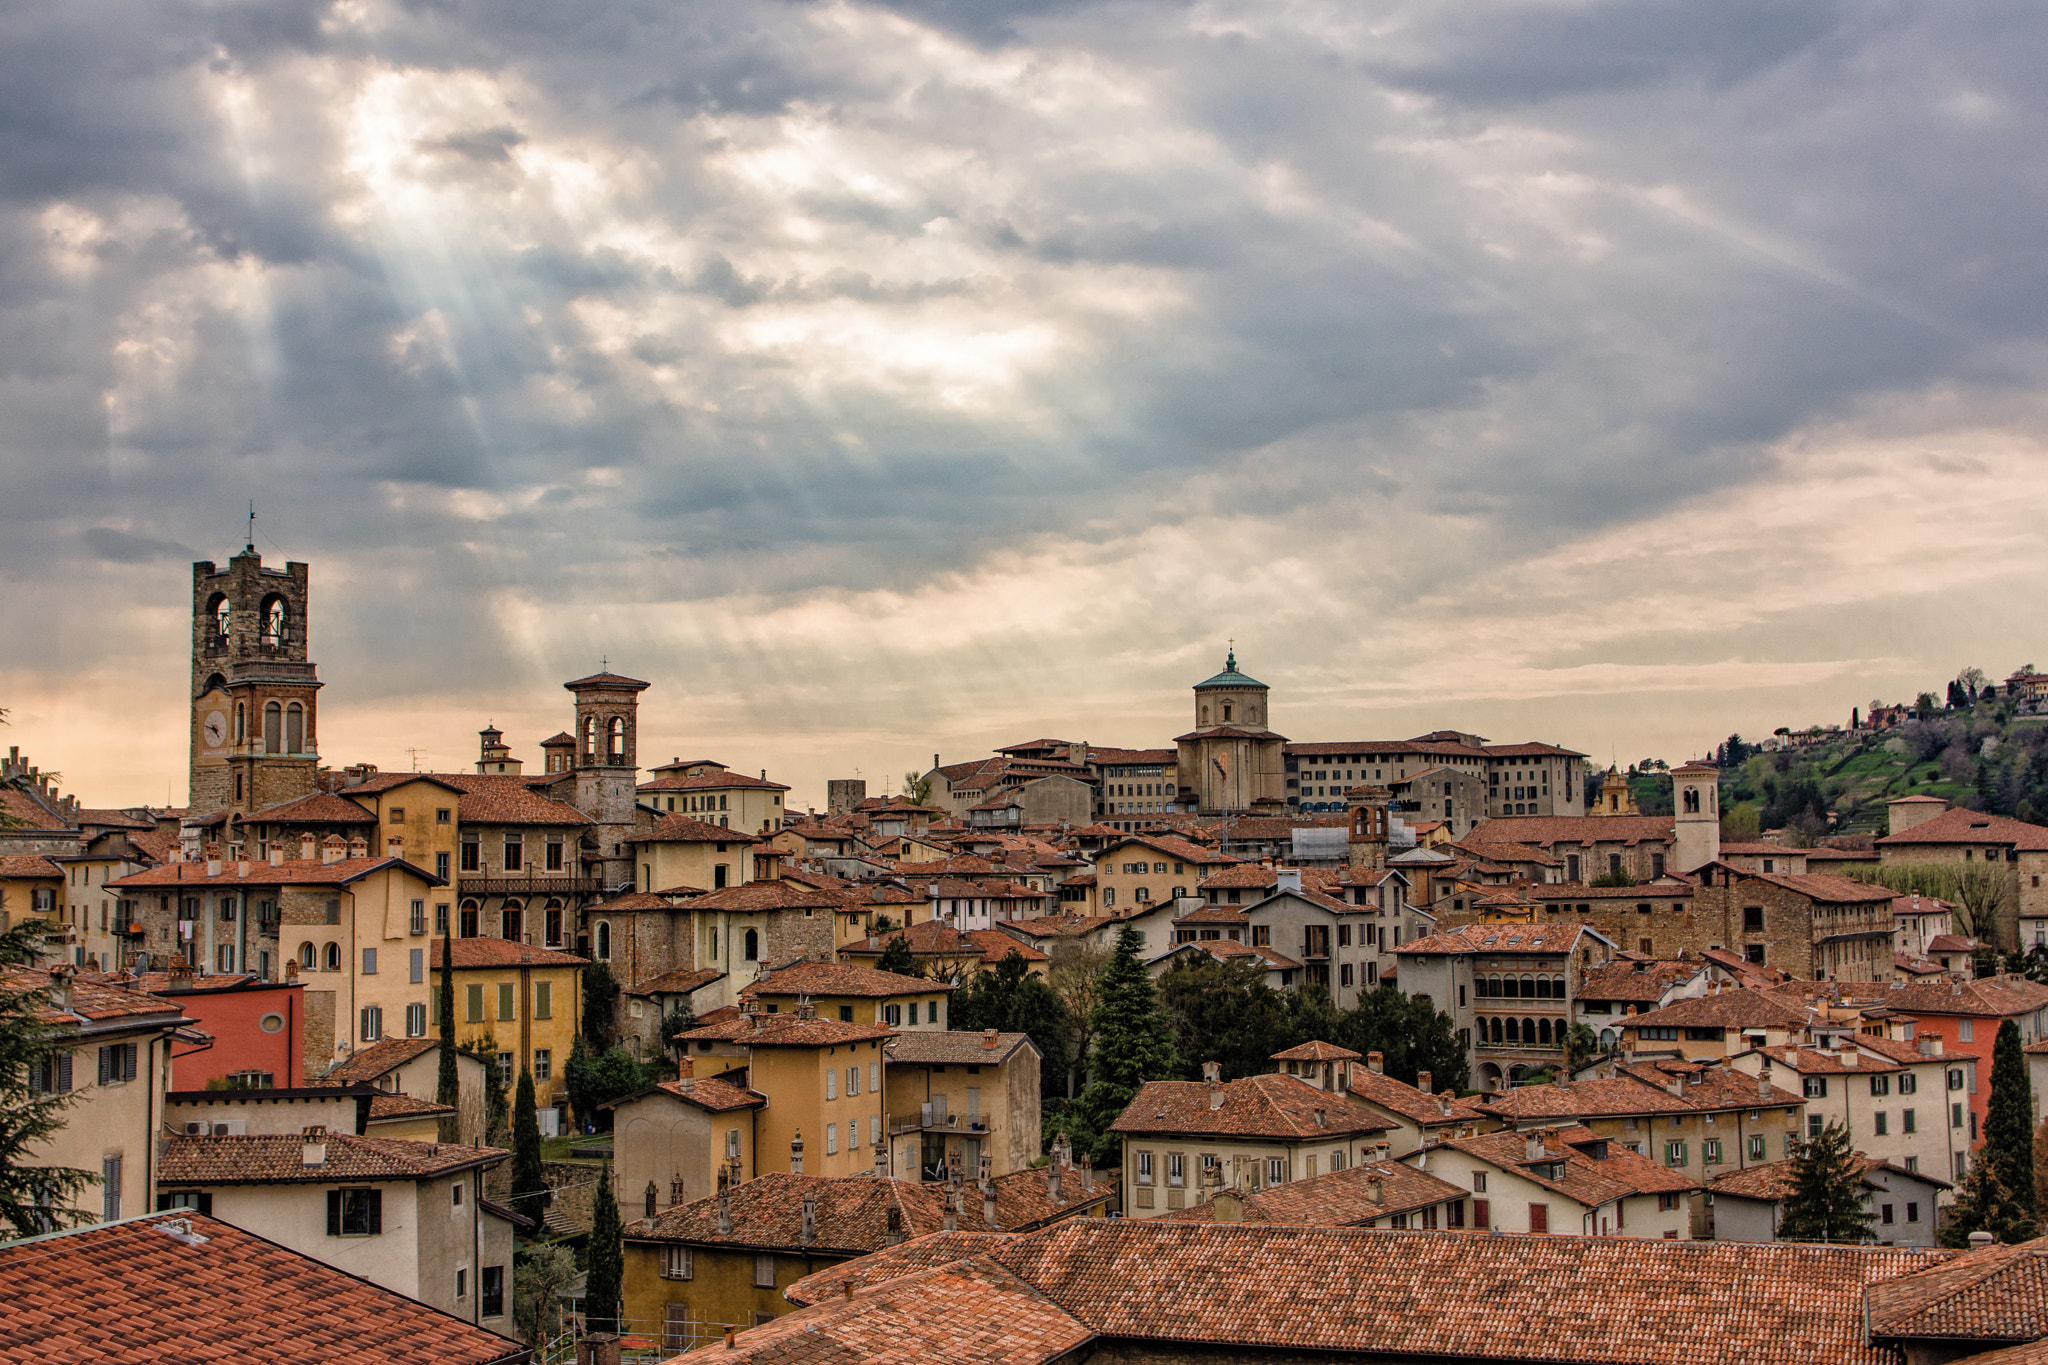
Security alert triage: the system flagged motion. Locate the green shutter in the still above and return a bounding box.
[466,984,484,1023]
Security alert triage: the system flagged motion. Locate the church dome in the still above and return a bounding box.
[1194,649,1266,691]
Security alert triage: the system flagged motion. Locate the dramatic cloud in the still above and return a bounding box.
[2,0,2045,805]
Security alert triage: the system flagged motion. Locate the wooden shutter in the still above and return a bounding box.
[366,1190,382,1234]
[122,1043,138,1082]
[1529,1203,1549,1234]
[56,1052,71,1092]
[327,1190,342,1235]
[98,1046,112,1085]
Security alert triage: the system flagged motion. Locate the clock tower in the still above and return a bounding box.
[189,545,322,820]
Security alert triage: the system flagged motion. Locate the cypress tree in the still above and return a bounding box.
[876,934,919,978]
[1942,1156,2036,1246]
[1984,1019,2036,1226]
[585,1161,624,1334]
[1776,1120,1875,1244]
[510,1069,547,1220]
[1069,924,1181,1163]
[435,928,460,1143]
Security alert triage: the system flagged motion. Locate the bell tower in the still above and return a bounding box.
[1670,761,1722,875]
[565,669,650,891]
[189,545,321,818]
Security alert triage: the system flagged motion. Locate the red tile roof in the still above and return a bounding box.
[0,1212,528,1364]
[159,1133,506,1185]
[4,965,187,1028]
[632,814,767,846]
[1708,1153,1947,1202]
[318,1036,436,1081]
[843,922,1049,964]
[1876,807,2048,851]
[1430,1124,1699,1204]
[1476,1067,1800,1122]
[1270,1040,1360,1062]
[1867,1236,2048,1341]
[368,1092,456,1121]
[782,1231,1017,1306]
[1575,959,1706,1003]
[1396,923,1598,956]
[1467,814,1677,847]
[671,880,848,913]
[1626,989,1814,1031]
[241,791,377,825]
[1812,975,2048,1018]
[428,773,594,827]
[607,1076,766,1114]
[679,1013,896,1048]
[1341,1064,1490,1127]
[625,966,727,998]
[885,1031,1036,1066]
[1156,1158,1463,1225]
[743,962,951,999]
[109,854,434,889]
[564,671,650,690]
[430,938,589,969]
[1110,1074,1390,1140]
[640,771,789,793]
[0,854,63,879]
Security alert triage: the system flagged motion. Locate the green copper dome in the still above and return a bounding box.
[1194,648,1265,690]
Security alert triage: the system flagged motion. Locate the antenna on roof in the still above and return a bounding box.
[246,501,256,552]
[405,747,424,773]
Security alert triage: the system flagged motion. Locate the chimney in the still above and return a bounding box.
[321,835,347,865]
[346,836,368,859]
[236,858,249,880]
[387,836,403,860]
[1048,1153,1063,1202]
[205,844,222,877]
[1757,1067,1772,1101]
[885,1206,905,1245]
[1920,1033,1944,1056]
[1416,1070,1432,1095]
[1203,1060,1222,1084]
[800,1190,817,1246]
[299,832,316,861]
[48,964,75,1014]
[302,1125,328,1168]
[1367,1051,1384,1075]
[1276,867,1302,895]
[269,845,284,867]
[983,1185,998,1228]
[984,1028,998,1050]
[1437,1094,1452,1117]
[671,1174,687,1208]
[1970,1230,1996,1248]
[645,1181,659,1220]
[717,1175,733,1235]
[1366,1175,1384,1206]
[1839,1042,1859,1068]
[576,1337,623,1365]
[790,1131,804,1174]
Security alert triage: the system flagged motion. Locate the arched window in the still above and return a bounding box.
[460,899,480,937]
[1503,1017,1519,1044]
[583,716,597,758]
[299,941,316,969]
[1490,1017,1503,1044]
[502,902,523,941]
[595,921,611,960]
[210,594,230,643]
[1538,1017,1552,1046]
[1523,1017,1537,1045]
[263,701,282,754]
[1534,976,1551,1000]
[262,596,286,647]
[324,942,341,971]
[284,702,304,754]
[743,928,759,961]
[608,717,626,762]
[1683,787,1700,813]
[1553,975,1567,997]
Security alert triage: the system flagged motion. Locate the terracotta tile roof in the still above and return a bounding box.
[1477,1069,1789,1122]
[640,770,789,793]
[1529,882,1697,902]
[1172,904,1251,924]
[110,854,435,889]
[1195,863,1342,891]
[631,813,764,845]
[424,772,594,826]
[1575,960,1707,1003]
[744,962,951,999]
[783,1231,1017,1306]
[626,966,727,998]
[1109,1075,1390,1140]
[0,1212,529,1364]
[318,1036,436,1081]
[3,965,187,1028]
[0,854,63,878]
[368,1092,455,1120]
[1737,871,1899,903]
[885,1031,1036,1066]
[1428,1124,1699,1204]
[1612,1060,1807,1112]
[993,915,1116,941]
[679,1013,896,1048]
[917,877,1049,901]
[564,670,650,690]
[843,922,1049,964]
[674,880,849,913]
[1708,1153,1947,1202]
[1867,1236,2048,1341]
[1095,834,1240,866]
[1627,989,1814,1031]
[1270,1040,1360,1062]
[1396,923,1598,956]
[430,938,589,969]
[1287,736,1492,758]
[1467,814,1677,847]
[69,806,153,829]
[1342,1064,1491,1127]
[242,791,377,825]
[620,1076,766,1113]
[1817,976,2048,1018]
[159,1133,507,1185]
[1743,1043,1911,1076]
[1164,939,1303,970]
[1876,806,2048,851]
[1158,1159,1464,1225]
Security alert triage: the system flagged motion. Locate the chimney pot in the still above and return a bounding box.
[1970,1230,1996,1248]
[1416,1070,1432,1095]
[1525,1131,1546,1161]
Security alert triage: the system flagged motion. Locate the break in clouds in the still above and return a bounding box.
[6,0,2048,801]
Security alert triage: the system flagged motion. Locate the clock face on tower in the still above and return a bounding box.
[203,710,228,747]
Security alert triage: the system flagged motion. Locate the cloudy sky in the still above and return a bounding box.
[5,0,2047,810]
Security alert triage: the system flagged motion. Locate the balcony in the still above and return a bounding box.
[456,876,604,898]
[113,922,146,939]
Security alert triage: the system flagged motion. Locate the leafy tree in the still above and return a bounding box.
[1976,760,2003,815]
[510,1069,548,1221]
[1984,1020,2036,1227]
[563,1034,596,1133]
[1564,1022,1601,1067]
[1942,1156,2036,1246]
[1776,1120,1875,1244]
[0,920,93,1236]
[876,934,919,978]
[458,1035,509,1146]
[435,929,460,1143]
[581,962,620,1052]
[565,1046,648,1132]
[658,1004,697,1059]
[1046,940,1112,1096]
[1336,985,1467,1091]
[1069,925,1180,1164]
[1157,954,1289,1081]
[514,1242,577,1346]
[1278,982,1345,1052]
[901,770,934,805]
[948,951,1076,1099]
[584,1162,624,1334]
[1591,868,1637,888]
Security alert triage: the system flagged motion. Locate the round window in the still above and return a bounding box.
[259,1013,285,1034]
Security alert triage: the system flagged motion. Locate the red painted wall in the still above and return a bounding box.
[160,980,305,1090]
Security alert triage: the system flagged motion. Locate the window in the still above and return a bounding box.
[405,1003,426,1037]
[360,1006,383,1041]
[826,1123,838,1155]
[1529,1203,1549,1234]
[324,942,341,971]
[496,1052,514,1086]
[436,902,450,934]
[663,1246,694,1280]
[328,1188,382,1236]
[1870,1075,1890,1096]
[456,1267,467,1300]
[1748,1134,1766,1160]
[1702,1139,1722,1164]
[503,837,523,872]
[847,1065,861,1096]
[453,1180,465,1207]
[596,922,611,960]
[1808,1114,1825,1139]
[498,983,515,1021]
[362,948,377,975]
[96,1043,137,1084]
[482,1265,504,1318]
[753,1253,776,1288]
[1903,1108,1916,1133]
[1168,1153,1185,1188]
[534,1049,552,1080]
[743,928,758,961]
[1953,1102,1967,1129]
[101,1156,122,1222]
[159,1190,211,1215]
[535,981,552,1019]
[1473,1199,1490,1229]
[1900,1073,1917,1095]
[466,985,485,1023]
[1267,1157,1284,1185]
[1471,1172,1487,1193]
[839,1005,854,1023]
[1907,1201,1920,1222]
[461,837,480,873]
[1949,1069,1966,1091]
[1804,1077,1828,1099]
[1136,1152,1153,1185]
[1960,1021,1974,1043]
[1665,1141,1687,1168]
[299,941,317,971]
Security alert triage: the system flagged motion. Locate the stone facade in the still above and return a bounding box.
[188,549,321,818]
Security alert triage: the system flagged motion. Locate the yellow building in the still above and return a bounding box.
[428,937,587,1112]
[0,854,63,934]
[882,1030,1042,1182]
[639,759,790,836]
[676,1011,895,1179]
[629,817,764,895]
[1092,835,1237,914]
[333,776,466,915]
[741,961,952,1031]
[604,1072,765,1212]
